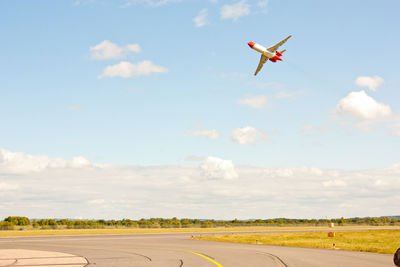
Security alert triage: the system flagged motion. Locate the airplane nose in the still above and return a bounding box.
[248,42,255,48]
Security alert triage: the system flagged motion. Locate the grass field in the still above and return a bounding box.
[193,230,400,254]
[0,225,398,237]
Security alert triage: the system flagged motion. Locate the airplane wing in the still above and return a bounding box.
[267,35,292,53]
[254,54,268,76]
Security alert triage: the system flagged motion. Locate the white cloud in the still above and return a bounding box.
[374,179,387,186]
[274,168,294,178]
[70,156,91,168]
[193,9,208,27]
[0,148,97,174]
[221,1,250,21]
[336,90,392,120]
[239,95,267,109]
[68,104,82,111]
[123,0,181,7]
[125,44,141,53]
[90,40,123,60]
[90,40,141,60]
[186,129,220,139]
[308,167,323,176]
[257,0,268,8]
[323,179,347,187]
[199,156,238,180]
[98,61,168,78]
[355,76,384,91]
[0,182,20,191]
[88,199,106,205]
[231,126,268,145]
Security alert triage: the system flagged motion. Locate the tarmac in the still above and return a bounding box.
[0,230,395,266]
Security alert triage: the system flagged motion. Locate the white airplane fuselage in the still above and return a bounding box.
[248,42,283,62]
[250,43,275,58]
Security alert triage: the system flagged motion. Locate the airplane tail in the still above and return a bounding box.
[276,49,286,57]
[271,49,286,62]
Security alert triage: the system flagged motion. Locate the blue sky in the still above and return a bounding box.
[0,0,399,219]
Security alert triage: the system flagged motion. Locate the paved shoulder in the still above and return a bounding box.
[0,249,88,267]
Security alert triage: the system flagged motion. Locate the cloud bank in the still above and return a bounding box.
[199,156,238,180]
[1,148,399,219]
[0,149,96,174]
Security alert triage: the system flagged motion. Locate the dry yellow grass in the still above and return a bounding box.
[194,230,400,254]
[0,225,396,237]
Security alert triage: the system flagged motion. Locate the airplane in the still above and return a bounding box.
[248,35,292,76]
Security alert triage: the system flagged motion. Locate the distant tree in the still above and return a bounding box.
[32,219,39,228]
[57,219,72,226]
[181,219,192,228]
[0,221,14,230]
[122,219,137,227]
[97,219,105,225]
[48,219,58,229]
[138,219,153,228]
[4,216,30,226]
[169,219,181,228]
[201,221,214,228]
[253,219,264,225]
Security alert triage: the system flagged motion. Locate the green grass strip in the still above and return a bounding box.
[194,230,400,254]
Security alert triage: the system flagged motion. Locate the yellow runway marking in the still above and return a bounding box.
[77,245,224,267]
[183,250,224,267]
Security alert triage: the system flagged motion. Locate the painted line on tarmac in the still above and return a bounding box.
[183,250,224,267]
[155,248,223,266]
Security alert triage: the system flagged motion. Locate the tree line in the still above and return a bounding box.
[0,216,399,230]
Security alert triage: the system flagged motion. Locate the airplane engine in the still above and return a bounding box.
[273,55,282,61]
[269,58,277,62]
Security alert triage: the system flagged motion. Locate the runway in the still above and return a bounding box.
[0,232,393,267]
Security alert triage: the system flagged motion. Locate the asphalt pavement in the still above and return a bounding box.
[0,230,395,267]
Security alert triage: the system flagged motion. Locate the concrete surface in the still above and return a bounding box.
[0,249,88,267]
